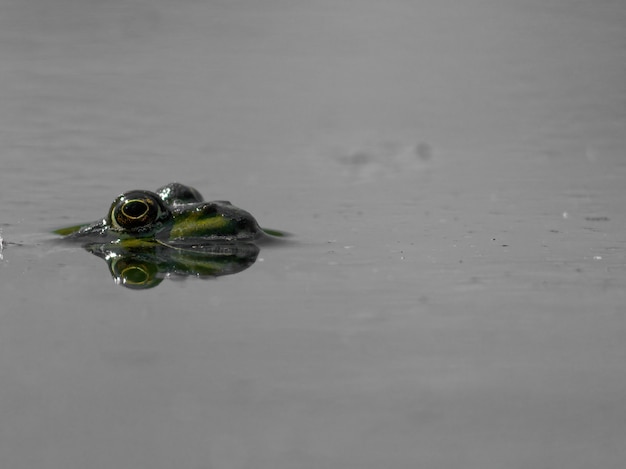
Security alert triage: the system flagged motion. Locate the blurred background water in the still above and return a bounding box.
[1,1,625,468]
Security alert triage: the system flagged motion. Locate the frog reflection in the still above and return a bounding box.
[87,242,260,289]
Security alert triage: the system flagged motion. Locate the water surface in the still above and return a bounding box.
[1,1,625,468]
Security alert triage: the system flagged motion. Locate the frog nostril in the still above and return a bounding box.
[197,203,218,215]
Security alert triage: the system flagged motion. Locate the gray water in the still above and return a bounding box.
[1,0,625,468]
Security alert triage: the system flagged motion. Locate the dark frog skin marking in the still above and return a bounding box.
[54,183,286,289]
[55,182,283,247]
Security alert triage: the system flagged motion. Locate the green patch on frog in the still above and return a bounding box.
[54,182,288,289]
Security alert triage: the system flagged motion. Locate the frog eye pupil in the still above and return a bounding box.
[122,200,149,219]
[114,197,159,231]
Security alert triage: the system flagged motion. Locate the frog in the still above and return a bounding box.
[55,182,284,247]
[53,182,285,288]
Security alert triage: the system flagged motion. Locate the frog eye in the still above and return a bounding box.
[109,190,168,233]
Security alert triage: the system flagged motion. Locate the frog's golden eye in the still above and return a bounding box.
[109,190,168,233]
